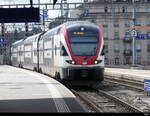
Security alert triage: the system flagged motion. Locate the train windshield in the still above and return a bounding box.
[68,27,99,56]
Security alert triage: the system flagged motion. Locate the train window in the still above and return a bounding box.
[70,43,97,56]
[101,46,105,55]
[60,46,68,56]
[59,42,68,56]
[57,27,61,34]
[34,49,37,56]
[68,27,99,56]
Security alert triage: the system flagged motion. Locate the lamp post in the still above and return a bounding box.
[132,0,136,66]
[43,7,46,32]
[61,0,63,17]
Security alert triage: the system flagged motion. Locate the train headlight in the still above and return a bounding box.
[94,60,102,64]
[72,61,75,64]
[66,60,75,65]
[94,60,98,64]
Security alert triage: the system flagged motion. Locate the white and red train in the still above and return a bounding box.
[11,21,104,84]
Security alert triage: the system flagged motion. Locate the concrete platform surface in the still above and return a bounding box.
[0,65,86,113]
[105,68,150,82]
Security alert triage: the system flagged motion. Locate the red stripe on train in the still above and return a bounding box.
[62,26,102,65]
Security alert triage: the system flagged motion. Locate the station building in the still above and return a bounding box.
[70,0,150,68]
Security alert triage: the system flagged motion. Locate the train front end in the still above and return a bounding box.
[60,22,104,84]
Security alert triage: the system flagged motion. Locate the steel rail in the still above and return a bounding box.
[72,88,144,113]
[94,89,144,113]
[104,76,144,91]
[105,76,143,85]
[71,89,103,113]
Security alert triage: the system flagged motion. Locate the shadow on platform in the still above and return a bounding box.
[0,98,85,113]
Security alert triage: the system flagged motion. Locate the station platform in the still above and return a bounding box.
[0,65,86,113]
[105,67,150,82]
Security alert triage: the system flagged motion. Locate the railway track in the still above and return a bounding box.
[71,89,103,112]
[71,87,144,113]
[104,76,144,91]
[95,89,144,113]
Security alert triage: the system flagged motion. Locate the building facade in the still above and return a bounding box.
[70,0,150,67]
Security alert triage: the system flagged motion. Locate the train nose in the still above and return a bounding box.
[72,56,97,65]
[80,70,88,77]
[82,62,87,65]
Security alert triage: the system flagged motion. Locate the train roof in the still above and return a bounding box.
[11,21,99,46]
[44,21,99,35]
[64,21,97,27]
[24,33,42,43]
[12,39,24,46]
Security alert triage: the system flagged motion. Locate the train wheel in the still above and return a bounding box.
[39,68,42,73]
[20,65,23,68]
[33,67,37,72]
[55,72,61,81]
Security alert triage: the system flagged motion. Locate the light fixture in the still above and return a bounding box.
[94,60,98,64]
[81,27,84,31]
[72,61,75,64]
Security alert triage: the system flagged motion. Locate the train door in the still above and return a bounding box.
[24,44,32,68]
[53,35,60,67]
[51,37,55,76]
[11,47,13,64]
[39,39,44,71]
[17,45,21,67]
[33,40,38,64]
[14,46,17,66]
[20,44,24,67]
[43,37,52,74]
